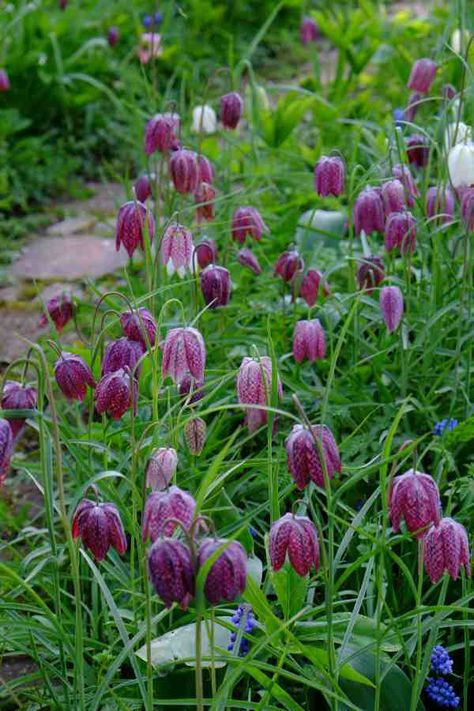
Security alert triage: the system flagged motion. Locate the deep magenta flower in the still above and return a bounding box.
[144,113,180,155]
[95,368,137,419]
[0,69,10,92]
[148,538,195,609]
[101,337,144,377]
[107,26,119,47]
[120,307,157,349]
[299,269,329,306]
[274,249,304,283]
[392,164,419,205]
[380,286,404,332]
[356,256,385,293]
[384,211,416,253]
[285,423,341,490]
[161,327,206,387]
[389,469,441,538]
[425,186,455,225]
[197,155,214,185]
[1,381,37,439]
[200,265,231,308]
[236,356,282,433]
[146,447,178,490]
[404,92,422,123]
[160,222,194,277]
[237,248,262,275]
[353,187,384,235]
[134,175,152,202]
[195,182,216,223]
[177,375,205,403]
[300,16,319,45]
[406,133,430,168]
[39,293,73,332]
[460,187,474,231]
[142,486,196,541]
[54,353,96,401]
[407,58,437,93]
[314,156,345,197]
[220,92,244,129]
[0,418,14,485]
[194,238,217,269]
[198,538,247,604]
[381,179,406,217]
[72,499,127,561]
[231,206,269,243]
[423,517,471,583]
[115,200,155,257]
[293,319,326,363]
[184,417,207,455]
[269,513,320,576]
[169,148,199,194]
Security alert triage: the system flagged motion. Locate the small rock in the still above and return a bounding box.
[0,285,21,304]
[46,215,97,236]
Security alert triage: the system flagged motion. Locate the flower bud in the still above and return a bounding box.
[55,352,96,401]
[274,249,304,283]
[219,92,244,130]
[39,293,73,332]
[162,327,206,387]
[194,238,217,269]
[285,423,341,490]
[384,211,416,253]
[380,286,404,332]
[407,58,437,94]
[134,175,152,202]
[353,187,384,235]
[447,142,474,188]
[169,149,199,194]
[423,517,471,583]
[195,183,216,223]
[184,417,207,455]
[237,247,262,275]
[392,164,419,205]
[200,265,231,308]
[101,337,144,377]
[314,155,345,197]
[148,538,195,608]
[197,155,214,185]
[231,207,269,243]
[146,447,178,490]
[389,469,441,539]
[236,356,282,433]
[72,499,127,561]
[406,133,429,168]
[269,513,320,576]
[107,26,119,47]
[442,83,457,101]
[142,485,196,541]
[0,418,14,485]
[404,92,422,123]
[198,538,247,604]
[1,381,37,439]
[160,222,194,277]
[293,319,326,363]
[300,16,319,45]
[191,104,217,134]
[356,256,384,293]
[115,200,155,257]
[144,113,180,155]
[381,179,406,217]
[425,186,455,225]
[120,307,157,348]
[95,368,137,419]
[0,69,10,92]
[461,187,474,231]
[299,269,329,307]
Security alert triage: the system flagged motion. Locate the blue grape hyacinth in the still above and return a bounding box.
[227,604,257,656]
[393,107,405,127]
[425,677,460,708]
[433,418,458,436]
[431,646,454,675]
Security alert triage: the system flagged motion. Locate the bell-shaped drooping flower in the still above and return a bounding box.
[353,187,384,235]
[300,16,319,44]
[231,206,269,243]
[220,92,244,130]
[191,104,217,134]
[236,356,283,434]
[237,248,262,275]
[460,186,474,231]
[0,418,14,485]
[406,133,430,168]
[314,155,345,197]
[144,113,180,155]
[299,268,329,306]
[425,186,455,225]
[447,142,474,188]
[269,513,320,576]
[101,337,144,377]
[285,423,341,490]
[198,538,247,604]
[389,469,441,538]
[197,155,214,185]
[384,211,416,253]
[423,517,471,583]
[407,58,437,93]
[184,417,207,455]
[177,375,205,403]
[1,381,37,439]
[392,164,419,206]
[120,307,157,349]
[161,327,206,387]
[194,238,217,269]
[404,92,422,123]
[200,265,231,308]
[293,319,326,363]
[72,499,127,561]
[107,26,119,47]
[0,69,11,92]
[170,148,199,194]
[381,179,406,217]
[274,249,304,283]
[160,222,194,277]
[95,368,137,420]
[146,447,178,490]
[356,256,385,293]
[134,175,152,202]
[39,293,73,332]
[380,286,404,332]
[54,352,96,401]
[115,200,155,258]
[148,538,195,609]
[195,182,216,223]
[142,486,196,541]
[442,83,457,101]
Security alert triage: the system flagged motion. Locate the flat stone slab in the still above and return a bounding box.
[11,235,128,281]
[46,215,97,236]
